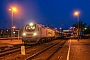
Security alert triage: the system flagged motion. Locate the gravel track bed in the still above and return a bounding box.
[0,40,61,60]
[31,40,66,60]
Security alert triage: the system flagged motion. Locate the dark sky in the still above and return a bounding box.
[0,0,90,29]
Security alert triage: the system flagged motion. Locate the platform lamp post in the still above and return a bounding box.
[73,11,80,41]
[9,7,17,40]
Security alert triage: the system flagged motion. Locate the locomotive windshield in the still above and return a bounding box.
[25,24,36,32]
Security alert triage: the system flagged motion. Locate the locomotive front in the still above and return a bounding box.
[22,23,39,44]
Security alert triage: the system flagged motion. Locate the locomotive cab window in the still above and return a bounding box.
[25,24,36,32]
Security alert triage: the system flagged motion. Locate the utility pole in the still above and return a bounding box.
[22,19,24,28]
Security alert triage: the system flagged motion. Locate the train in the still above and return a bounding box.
[22,22,60,44]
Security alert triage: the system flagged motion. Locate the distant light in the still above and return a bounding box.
[43,25,45,27]
[9,9,11,11]
[60,27,62,29]
[63,30,70,32]
[13,32,15,34]
[70,27,73,29]
[55,28,57,29]
[6,30,8,31]
[84,28,87,30]
[12,26,16,29]
[60,32,62,33]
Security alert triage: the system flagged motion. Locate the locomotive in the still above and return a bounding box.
[22,22,59,44]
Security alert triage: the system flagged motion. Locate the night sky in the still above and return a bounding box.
[0,0,90,29]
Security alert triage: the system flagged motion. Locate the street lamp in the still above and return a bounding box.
[73,11,80,41]
[9,7,17,40]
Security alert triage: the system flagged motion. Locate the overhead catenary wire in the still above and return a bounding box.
[45,0,89,28]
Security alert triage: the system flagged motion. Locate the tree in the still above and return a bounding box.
[84,24,90,34]
[72,21,87,35]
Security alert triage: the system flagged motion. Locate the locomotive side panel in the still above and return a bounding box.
[41,28,47,38]
[46,28,55,38]
[54,29,60,39]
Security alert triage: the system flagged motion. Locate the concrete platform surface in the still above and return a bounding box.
[0,39,23,45]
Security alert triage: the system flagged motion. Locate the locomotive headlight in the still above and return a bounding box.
[29,23,33,26]
[23,33,26,36]
[33,33,37,36]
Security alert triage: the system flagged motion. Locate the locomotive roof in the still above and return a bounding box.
[25,23,59,31]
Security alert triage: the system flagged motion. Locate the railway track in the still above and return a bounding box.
[0,40,56,58]
[0,44,32,57]
[0,44,21,53]
[0,40,55,58]
[26,40,66,60]
[0,39,67,60]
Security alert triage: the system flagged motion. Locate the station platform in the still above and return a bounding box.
[0,39,23,45]
[0,39,23,51]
